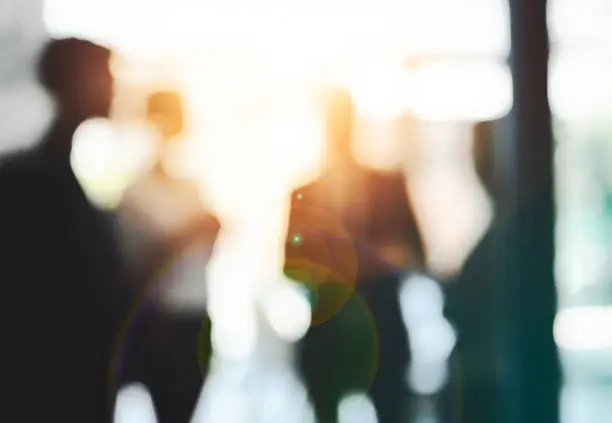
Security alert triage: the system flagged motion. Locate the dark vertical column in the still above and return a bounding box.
[509,0,554,207]
[502,1,561,423]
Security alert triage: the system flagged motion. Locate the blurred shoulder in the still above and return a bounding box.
[0,147,50,191]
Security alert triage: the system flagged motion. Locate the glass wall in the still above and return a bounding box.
[549,0,612,421]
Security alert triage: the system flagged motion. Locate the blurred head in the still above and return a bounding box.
[38,38,113,120]
[324,87,356,163]
[146,91,184,140]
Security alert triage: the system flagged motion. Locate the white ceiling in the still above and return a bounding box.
[43,0,510,59]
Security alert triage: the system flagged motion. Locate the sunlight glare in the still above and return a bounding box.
[206,235,259,361]
[210,302,258,361]
[349,63,411,121]
[408,61,512,122]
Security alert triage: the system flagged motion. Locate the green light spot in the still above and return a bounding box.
[292,234,303,245]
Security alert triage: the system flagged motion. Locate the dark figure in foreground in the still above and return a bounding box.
[285,88,419,423]
[444,121,561,423]
[117,90,218,423]
[0,38,129,423]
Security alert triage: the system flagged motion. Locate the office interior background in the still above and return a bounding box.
[1,0,611,422]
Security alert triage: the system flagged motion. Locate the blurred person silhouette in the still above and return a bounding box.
[118,91,219,293]
[443,121,561,423]
[116,90,218,423]
[287,87,426,273]
[0,38,132,423]
[285,87,420,423]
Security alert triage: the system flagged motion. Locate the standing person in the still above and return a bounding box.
[116,90,218,423]
[285,87,422,423]
[286,87,425,276]
[444,121,561,423]
[118,91,219,292]
[0,38,131,423]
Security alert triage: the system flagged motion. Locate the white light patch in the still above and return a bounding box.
[554,306,612,351]
[114,383,157,423]
[400,274,445,323]
[400,273,457,394]
[210,303,258,362]
[262,280,312,342]
[408,61,512,122]
[338,393,378,423]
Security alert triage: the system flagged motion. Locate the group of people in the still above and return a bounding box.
[0,36,424,423]
[0,35,560,423]
[0,38,208,423]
